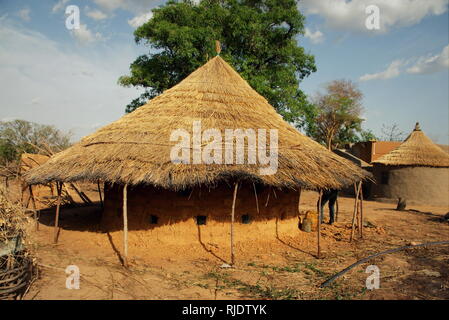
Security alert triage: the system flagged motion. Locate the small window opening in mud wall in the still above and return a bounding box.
[381,171,389,185]
[150,215,159,224]
[241,214,251,224]
[196,215,207,225]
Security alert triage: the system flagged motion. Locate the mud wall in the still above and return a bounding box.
[372,165,449,206]
[101,183,301,245]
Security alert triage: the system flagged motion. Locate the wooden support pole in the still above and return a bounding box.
[26,195,32,208]
[29,185,38,231]
[356,193,361,234]
[49,183,55,196]
[123,184,128,268]
[230,182,239,265]
[25,185,30,207]
[359,183,364,239]
[60,184,75,204]
[68,182,92,205]
[264,187,271,207]
[350,182,361,242]
[252,183,259,214]
[97,180,103,208]
[317,190,322,258]
[53,182,62,244]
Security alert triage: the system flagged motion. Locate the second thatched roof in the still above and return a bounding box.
[25,56,369,190]
[373,123,449,167]
[20,153,50,175]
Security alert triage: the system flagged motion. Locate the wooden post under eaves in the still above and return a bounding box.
[317,190,322,258]
[29,185,38,231]
[230,182,239,265]
[252,183,259,214]
[123,184,129,268]
[359,183,364,238]
[350,182,361,242]
[97,180,103,208]
[53,182,62,244]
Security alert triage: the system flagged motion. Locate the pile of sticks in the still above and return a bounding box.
[0,252,35,300]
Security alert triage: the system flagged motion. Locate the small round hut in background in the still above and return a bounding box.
[372,123,449,206]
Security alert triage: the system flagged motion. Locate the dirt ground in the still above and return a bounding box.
[5,180,449,300]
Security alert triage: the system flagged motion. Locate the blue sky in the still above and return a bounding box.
[0,0,448,143]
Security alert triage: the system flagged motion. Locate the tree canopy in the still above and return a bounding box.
[380,123,405,141]
[305,79,374,150]
[0,120,72,165]
[119,0,316,125]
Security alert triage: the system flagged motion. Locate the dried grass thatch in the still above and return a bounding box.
[373,123,449,167]
[25,56,369,190]
[19,153,49,174]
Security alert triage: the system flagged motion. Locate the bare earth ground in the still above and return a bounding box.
[6,180,449,300]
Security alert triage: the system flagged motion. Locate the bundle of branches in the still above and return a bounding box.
[0,185,35,300]
[0,185,31,242]
[0,162,20,188]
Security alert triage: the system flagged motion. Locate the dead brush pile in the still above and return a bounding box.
[0,186,32,242]
[0,185,35,300]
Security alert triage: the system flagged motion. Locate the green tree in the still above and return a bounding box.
[0,140,17,164]
[359,129,377,142]
[305,79,367,150]
[119,0,316,125]
[0,120,72,165]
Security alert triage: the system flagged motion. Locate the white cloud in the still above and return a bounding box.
[407,45,449,75]
[0,18,143,140]
[93,0,127,12]
[304,28,324,44]
[93,0,159,13]
[359,45,449,81]
[52,0,70,13]
[359,60,403,81]
[30,97,41,105]
[86,8,108,21]
[128,12,153,28]
[72,24,102,45]
[300,0,448,32]
[18,8,31,21]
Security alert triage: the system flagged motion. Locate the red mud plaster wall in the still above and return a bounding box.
[101,183,301,245]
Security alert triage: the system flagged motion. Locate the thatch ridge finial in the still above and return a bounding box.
[414,122,421,131]
[215,40,221,55]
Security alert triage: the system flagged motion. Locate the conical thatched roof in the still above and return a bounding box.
[373,123,449,167]
[25,56,369,190]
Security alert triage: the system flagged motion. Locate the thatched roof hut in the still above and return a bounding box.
[371,123,449,206]
[25,56,368,190]
[23,56,370,262]
[373,123,449,167]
